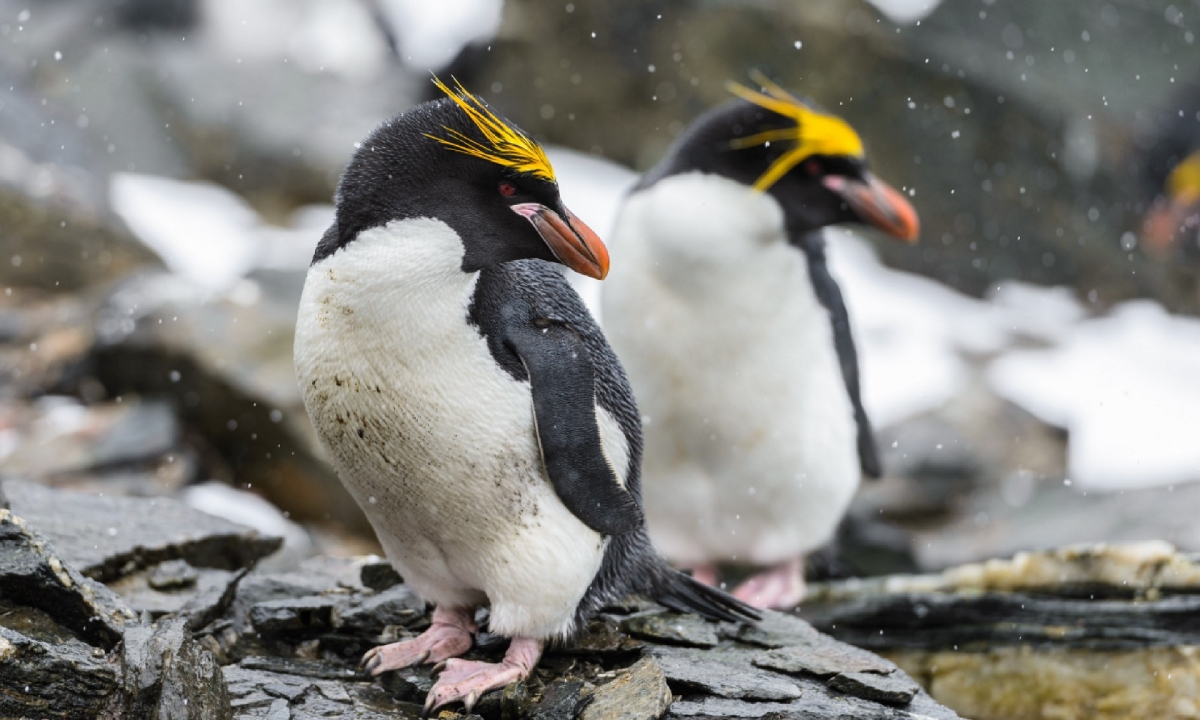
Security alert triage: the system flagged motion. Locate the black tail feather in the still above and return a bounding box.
[651,567,761,624]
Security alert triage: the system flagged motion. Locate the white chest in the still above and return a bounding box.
[603,175,859,564]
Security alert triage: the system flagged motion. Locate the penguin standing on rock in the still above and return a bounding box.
[294,78,757,714]
[602,74,919,610]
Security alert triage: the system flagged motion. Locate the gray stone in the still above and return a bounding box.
[249,595,337,636]
[108,565,237,620]
[239,656,362,682]
[668,697,800,718]
[0,623,122,719]
[149,559,201,590]
[753,640,897,678]
[122,616,233,719]
[332,584,426,634]
[529,678,590,720]
[580,658,672,720]
[622,611,719,648]
[827,671,919,705]
[2,480,281,582]
[649,646,802,702]
[732,611,821,649]
[0,507,134,650]
[360,559,403,591]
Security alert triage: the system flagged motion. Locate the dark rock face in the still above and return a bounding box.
[3,479,282,582]
[1,482,959,720]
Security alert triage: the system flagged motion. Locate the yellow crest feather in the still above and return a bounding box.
[1167,150,1200,203]
[727,71,865,192]
[426,76,556,183]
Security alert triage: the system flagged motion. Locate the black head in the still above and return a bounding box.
[314,85,607,278]
[638,78,918,243]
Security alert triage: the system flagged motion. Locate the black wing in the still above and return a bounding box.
[469,264,643,536]
[794,231,882,479]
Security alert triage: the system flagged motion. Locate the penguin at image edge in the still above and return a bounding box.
[293,77,758,714]
[602,72,919,609]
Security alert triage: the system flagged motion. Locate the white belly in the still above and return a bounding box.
[603,175,859,566]
[293,219,605,639]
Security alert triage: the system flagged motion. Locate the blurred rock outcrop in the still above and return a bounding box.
[804,542,1200,720]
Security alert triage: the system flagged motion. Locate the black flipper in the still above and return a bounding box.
[648,566,762,624]
[793,231,882,479]
[500,307,644,536]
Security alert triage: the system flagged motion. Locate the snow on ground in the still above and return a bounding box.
[989,301,1200,491]
[110,173,329,294]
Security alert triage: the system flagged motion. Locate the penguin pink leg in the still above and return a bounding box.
[732,557,806,610]
[362,606,475,676]
[424,637,542,715]
[683,563,719,587]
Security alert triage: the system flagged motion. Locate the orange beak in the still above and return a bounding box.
[823,172,920,242]
[511,203,610,279]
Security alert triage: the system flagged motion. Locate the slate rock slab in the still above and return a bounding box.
[649,646,803,701]
[2,479,282,581]
[827,671,920,705]
[332,584,427,634]
[123,616,233,719]
[0,507,134,649]
[0,623,122,719]
[754,638,897,678]
[622,612,719,648]
[579,657,672,720]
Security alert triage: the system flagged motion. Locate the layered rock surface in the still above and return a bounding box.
[0,480,959,720]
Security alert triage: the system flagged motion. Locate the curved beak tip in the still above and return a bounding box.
[826,174,920,243]
[513,203,610,280]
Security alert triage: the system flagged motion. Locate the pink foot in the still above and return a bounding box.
[362,606,476,676]
[732,557,806,610]
[424,637,542,715]
[687,564,719,587]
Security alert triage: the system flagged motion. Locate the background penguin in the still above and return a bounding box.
[602,74,919,610]
[293,79,756,714]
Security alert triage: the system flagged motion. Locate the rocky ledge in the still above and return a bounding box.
[803,542,1200,720]
[0,479,959,720]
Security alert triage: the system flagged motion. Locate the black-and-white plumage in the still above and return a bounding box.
[603,83,917,609]
[294,85,754,713]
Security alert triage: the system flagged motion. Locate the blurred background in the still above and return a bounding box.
[2,0,1200,577]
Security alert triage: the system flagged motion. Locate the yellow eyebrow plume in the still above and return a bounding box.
[426,76,556,183]
[1167,150,1200,203]
[727,70,865,192]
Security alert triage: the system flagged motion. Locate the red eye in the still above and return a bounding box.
[804,159,823,176]
[499,182,517,197]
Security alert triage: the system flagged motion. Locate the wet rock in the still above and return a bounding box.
[361,558,404,590]
[754,639,897,678]
[0,507,133,649]
[528,678,590,720]
[732,610,821,649]
[107,563,241,626]
[827,671,919,705]
[621,612,718,648]
[0,622,122,719]
[122,616,233,719]
[553,617,642,658]
[149,559,201,590]
[332,584,426,634]
[649,646,802,702]
[249,595,337,637]
[579,658,672,720]
[2,479,282,582]
[667,697,799,718]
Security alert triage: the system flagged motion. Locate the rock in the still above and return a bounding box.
[0,622,122,719]
[732,610,822,649]
[2,479,282,582]
[667,697,800,718]
[621,612,719,648]
[579,658,672,720]
[528,678,590,720]
[150,559,201,590]
[360,558,404,591]
[249,595,337,636]
[108,564,238,621]
[804,543,1200,719]
[332,584,426,634]
[754,639,897,678]
[649,646,802,702]
[827,671,919,705]
[0,507,134,649]
[122,616,233,719]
